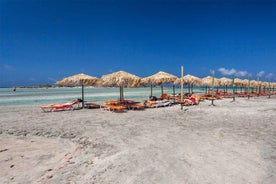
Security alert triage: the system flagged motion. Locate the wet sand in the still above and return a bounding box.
[0,96,275,183]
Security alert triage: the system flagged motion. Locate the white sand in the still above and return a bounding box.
[0,96,275,184]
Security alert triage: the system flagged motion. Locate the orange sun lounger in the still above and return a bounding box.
[100,104,127,112]
[40,100,81,112]
[127,103,145,110]
[85,102,101,109]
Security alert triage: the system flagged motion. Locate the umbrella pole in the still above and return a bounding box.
[119,85,124,102]
[257,77,260,96]
[173,85,175,95]
[82,83,84,108]
[232,76,235,102]
[248,76,250,99]
[210,70,215,106]
[150,83,153,97]
[119,86,121,101]
[161,85,163,96]
[180,66,184,109]
[122,85,124,101]
[268,82,271,98]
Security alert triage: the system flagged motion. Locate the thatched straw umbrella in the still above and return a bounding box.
[57,73,99,86]
[190,75,201,94]
[234,78,244,93]
[242,79,249,86]
[219,77,232,93]
[241,79,249,97]
[261,81,269,88]
[272,82,276,92]
[201,76,220,94]
[201,76,220,86]
[265,81,272,97]
[56,73,99,108]
[202,71,218,105]
[141,71,178,96]
[272,82,276,95]
[250,80,258,88]
[261,81,269,95]
[100,71,141,101]
[234,78,243,86]
[175,74,201,94]
[250,80,258,93]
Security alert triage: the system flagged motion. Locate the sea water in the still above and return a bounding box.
[0,87,206,106]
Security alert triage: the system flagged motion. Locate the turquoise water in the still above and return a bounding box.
[0,87,206,106]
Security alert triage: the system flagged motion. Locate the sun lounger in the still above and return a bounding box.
[145,100,173,108]
[127,103,145,110]
[40,99,81,112]
[100,104,127,112]
[154,101,172,107]
[85,102,101,109]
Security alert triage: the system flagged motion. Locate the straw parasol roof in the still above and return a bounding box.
[56,73,99,108]
[101,70,141,101]
[100,70,141,87]
[250,80,259,88]
[175,74,202,86]
[242,79,250,87]
[201,76,220,86]
[234,78,244,86]
[219,77,232,86]
[261,81,269,88]
[56,73,99,86]
[192,76,202,86]
[141,71,178,85]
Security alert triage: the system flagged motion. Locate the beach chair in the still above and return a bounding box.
[100,100,128,112]
[100,104,127,112]
[146,100,173,108]
[118,100,145,110]
[179,95,200,108]
[127,103,145,110]
[40,99,82,112]
[84,102,101,109]
[155,101,172,107]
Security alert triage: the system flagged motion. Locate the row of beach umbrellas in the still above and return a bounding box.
[56,71,276,105]
[57,71,276,89]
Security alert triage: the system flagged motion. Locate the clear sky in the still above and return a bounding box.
[1,0,276,87]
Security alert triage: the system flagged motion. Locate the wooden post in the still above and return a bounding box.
[150,83,153,97]
[173,85,175,95]
[232,76,235,102]
[211,70,215,106]
[81,83,84,108]
[120,84,124,102]
[181,66,184,109]
[247,75,250,99]
[257,77,260,96]
[268,82,271,98]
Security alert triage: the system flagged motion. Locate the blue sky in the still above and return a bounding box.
[1,0,276,87]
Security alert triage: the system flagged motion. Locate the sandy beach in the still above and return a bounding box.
[0,96,275,184]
